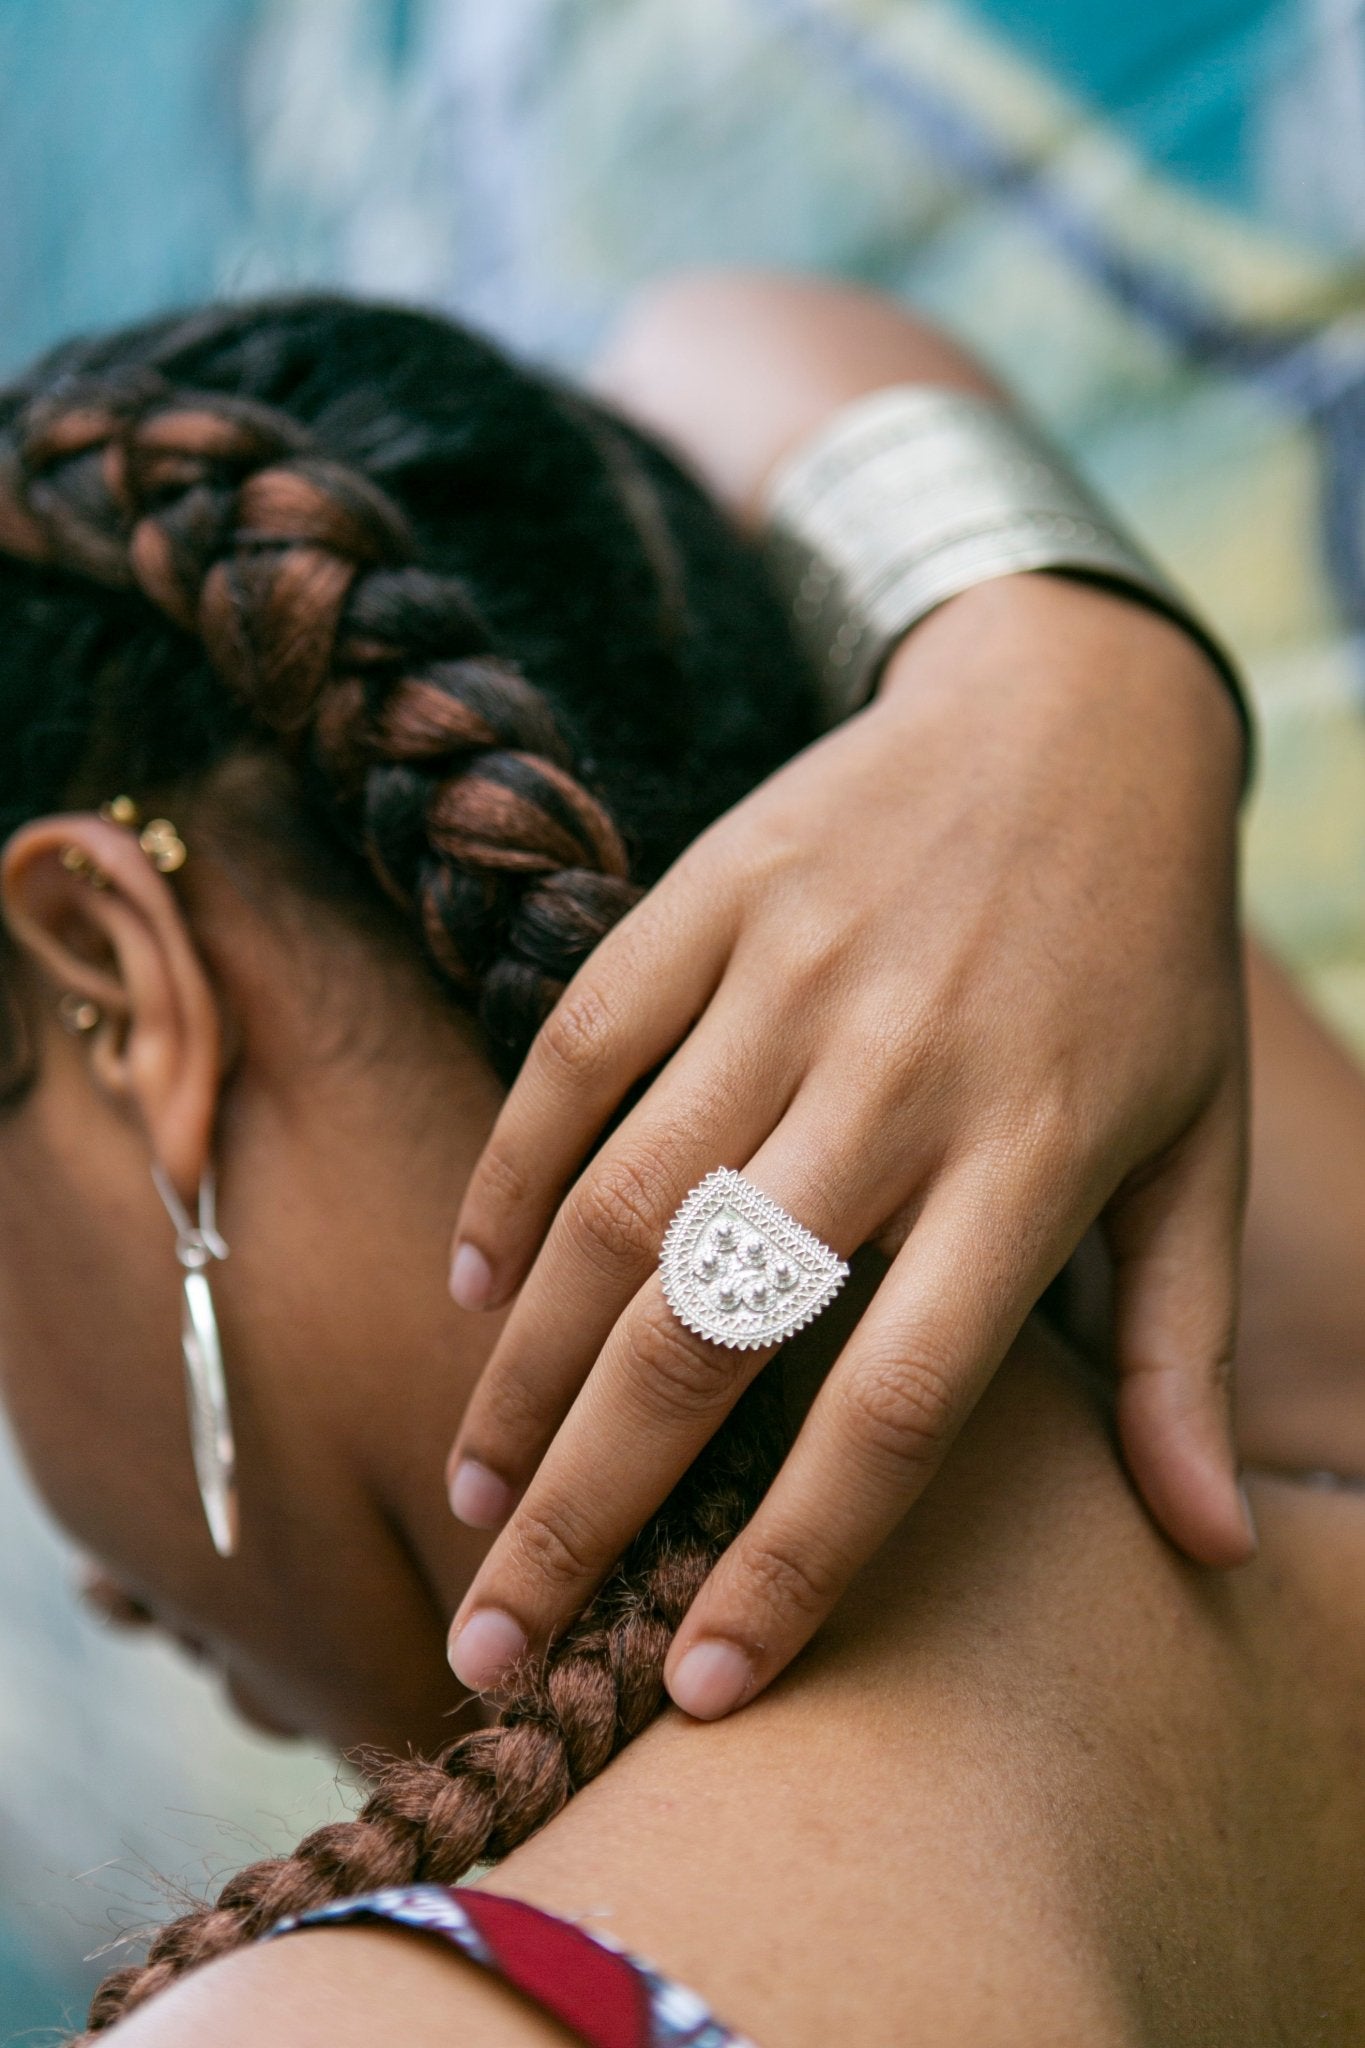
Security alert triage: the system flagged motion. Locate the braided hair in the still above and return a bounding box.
[0,294,816,1083]
[0,295,816,2027]
[86,1389,782,2030]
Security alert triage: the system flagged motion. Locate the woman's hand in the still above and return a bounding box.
[444,567,1253,1720]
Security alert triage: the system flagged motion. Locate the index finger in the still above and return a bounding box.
[449,873,734,1311]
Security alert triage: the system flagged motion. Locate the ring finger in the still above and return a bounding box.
[446,1102,903,1691]
[447,1000,799,1529]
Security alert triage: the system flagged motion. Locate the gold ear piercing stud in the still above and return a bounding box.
[55,798,188,1030]
[59,796,189,887]
[136,817,188,874]
[57,992,102,1035]
[101,796,188,874]
[58,843,111,889]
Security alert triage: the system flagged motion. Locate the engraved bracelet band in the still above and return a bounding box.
[761,385,1252,774]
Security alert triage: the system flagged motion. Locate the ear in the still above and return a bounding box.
[1,813,222,1197]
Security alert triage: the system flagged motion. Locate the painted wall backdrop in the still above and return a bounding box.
[3,0,1365,2033]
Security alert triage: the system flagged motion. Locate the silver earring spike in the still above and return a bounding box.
[151,1162,238,1559]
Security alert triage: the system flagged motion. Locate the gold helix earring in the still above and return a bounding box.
[99,795,189,873]
[58,795,188,890]
[58,844,110,889]
[53,798,229,1552]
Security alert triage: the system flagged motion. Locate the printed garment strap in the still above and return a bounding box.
[270,1883,758,2048]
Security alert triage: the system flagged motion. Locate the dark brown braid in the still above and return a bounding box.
[0,370,638,1077]
[0,296,820,2033]
[83,1375,783,2034]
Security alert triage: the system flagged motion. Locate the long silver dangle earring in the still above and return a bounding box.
[151,1162,239,1559]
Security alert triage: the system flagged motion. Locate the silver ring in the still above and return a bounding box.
[660,1169,850,1351]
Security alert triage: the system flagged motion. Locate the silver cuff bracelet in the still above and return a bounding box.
[761,385,1250,762]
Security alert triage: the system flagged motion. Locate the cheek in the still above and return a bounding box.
[0,1137,462,1755]
[0,1166,352,1741]
[0,1094,472,1757]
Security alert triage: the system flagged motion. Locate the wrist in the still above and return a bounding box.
[761,386,1251,781]
[870,572,1249,802]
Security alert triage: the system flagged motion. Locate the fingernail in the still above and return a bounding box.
[448,1459,516,1530]
[668,1640,754,1721]
[1238,1479,1260,1554]
[448,1608,528,1692]
[449,1241,495,1311]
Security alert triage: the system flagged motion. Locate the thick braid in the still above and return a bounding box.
[81,1375,783,2034]
[0,350,801,2037]
[0,374,639,1074]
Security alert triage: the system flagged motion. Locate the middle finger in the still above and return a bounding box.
[447,997,795,1526]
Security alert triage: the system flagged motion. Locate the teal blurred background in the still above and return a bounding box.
[4,0,1365,2034]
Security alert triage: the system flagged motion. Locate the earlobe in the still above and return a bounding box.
[1,811,222,1196]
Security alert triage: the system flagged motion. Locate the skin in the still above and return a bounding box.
[443,273,1255,1721]
[0,792,503,1755]
[0,814,1361,2043]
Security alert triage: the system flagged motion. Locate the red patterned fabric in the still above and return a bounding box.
[269,1882,756,2046]
[459,1892,650,2048]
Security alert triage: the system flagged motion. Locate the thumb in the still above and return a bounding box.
[1107,1088,1255,1568]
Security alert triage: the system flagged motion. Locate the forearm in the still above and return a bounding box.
[596,271,1245,763]
[593,268,1003,523]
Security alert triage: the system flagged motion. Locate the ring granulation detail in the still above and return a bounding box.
[660,1169,850,1350]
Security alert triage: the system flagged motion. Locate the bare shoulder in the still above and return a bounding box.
[99,1925,575,2048]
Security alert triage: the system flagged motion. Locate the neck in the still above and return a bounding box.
[474,1325,1365,2046]
[204,894,508,1751]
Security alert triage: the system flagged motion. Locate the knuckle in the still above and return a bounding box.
[842,1343,960,1477]
[983,1091,1083,1213]
[1127,1335,1236,1400]
[878,1003,949,1091]
[663,1070,749,1152]
[781,932,842,1004]
[821,998,948,1111]
[1009,1087,1076,1172]
[1207,1342,1237,1396]
[469,1364,546,1453]
[471,1136,531,1219]
[737,1530,838,1626]
[535,980,619,1087]
[566,1148,673,1271]
[626,1296,742,1420]
[506,1497,600,1597]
